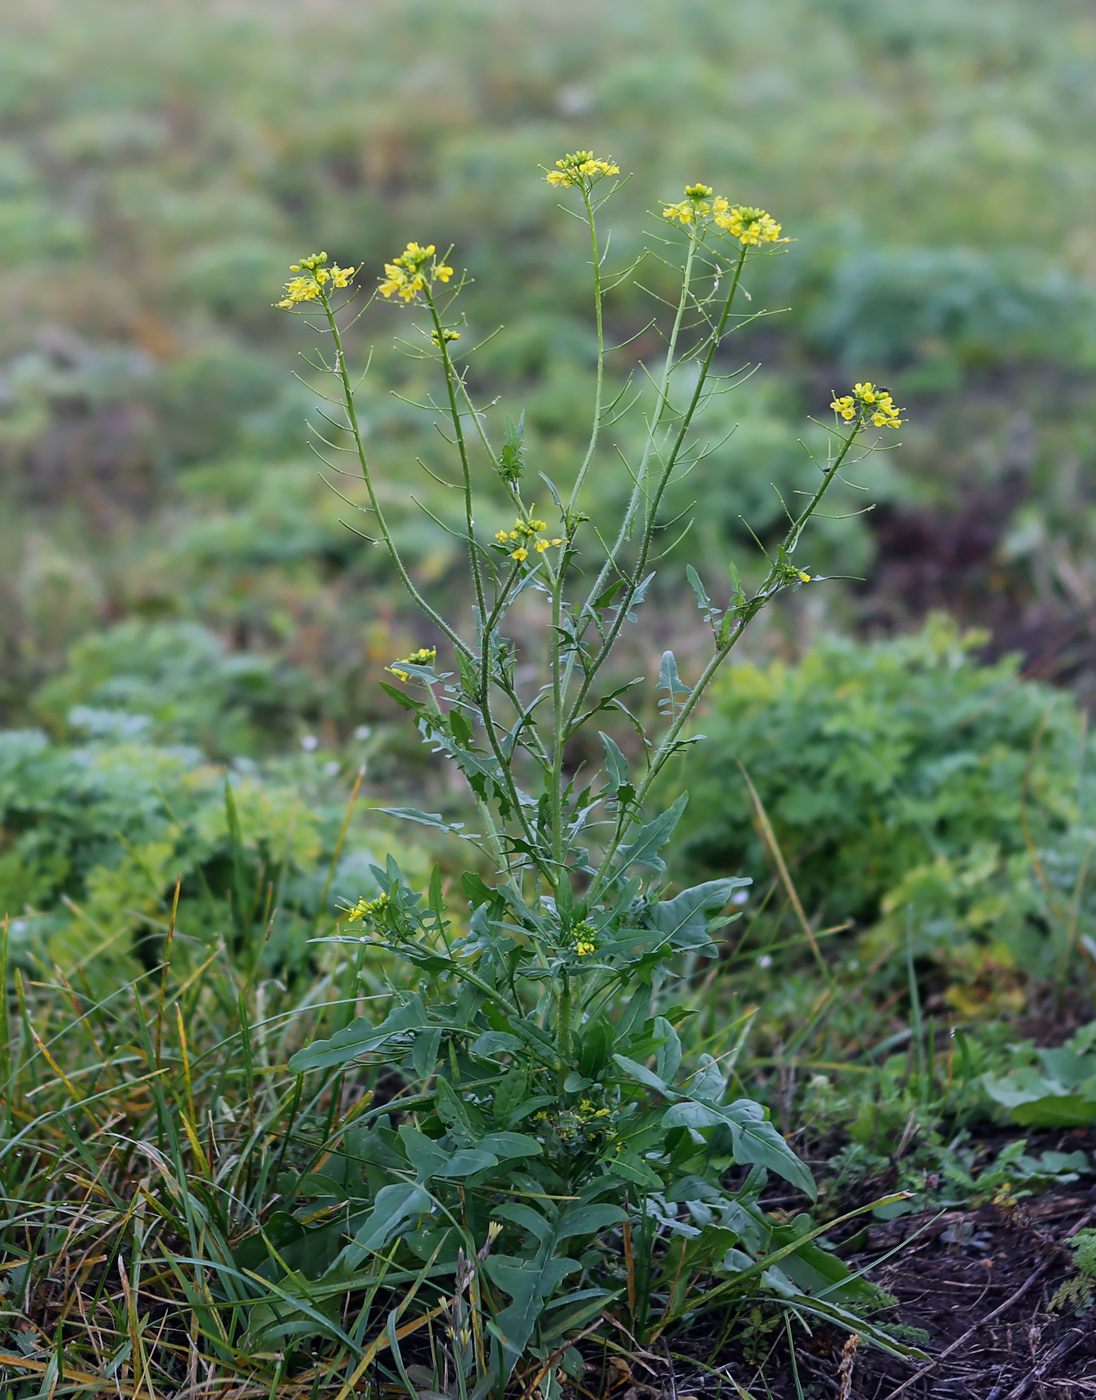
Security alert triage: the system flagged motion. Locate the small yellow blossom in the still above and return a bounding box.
[661,189,787,249]
[662,181,718,225]
[797,571,812,583]
[378,242,454,303]
[494,515,563,564]
[346,891,391,923]
[713,205,785,246]
[831,382,904,429]
[431,328,461,346]
[545,150,620,190]
[277,252,356,308]
[662,199,701,225]
[387,647,437,682]
[575,939,595,956]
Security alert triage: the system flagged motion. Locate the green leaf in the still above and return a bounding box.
[483,1255,579,1380]
[686,565,721,626]
[557,1203,628,1241]
[612,1053,678,1098]
[657,650,692,715]
[412,1027,442,1081]
[398,1125,450,1180]
[615,794,688,873]
[438,1147,500,1177]
[650,878,749,951]
[592,578,626,612]
[578,1017,615,1080]
[599,732,629,791]
[491,1202,552,1244]
[493,1068,529,1128]
[376,807,471,837]
[379,681,425,714]
[289,998,431,1073]
[434,1076,475,1138]
[479,1132,542,1160]
[604,1152,663,1188]
[983,1068,1096,1127]
[470,1030,523,1057]
[722,1100,816,1200]
[347,1184,433,1258]
[653,1016,682,1087]
[663,1098,815,1198]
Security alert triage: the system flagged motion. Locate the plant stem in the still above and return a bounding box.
[321,295,471,658]
[567,189,607,512]
[568,241,749,730]
[587,420,862,902]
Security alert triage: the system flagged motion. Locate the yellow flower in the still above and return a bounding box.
[797,571,812,583]
[576,940,595,956]
[713,204,785,246]
[346,891,391,923]
[276,275,320,308]
[662,199,699,225]
[277,253,356,308]
[495,515,563,562]
[830,383,904,429]
[432,328,461,346]
[684,183,714,199]
[544,150,620,190]
[387,647,437,682]
[378,243,453,302]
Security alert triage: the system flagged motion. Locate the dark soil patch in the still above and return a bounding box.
[650,1183,1096,1399]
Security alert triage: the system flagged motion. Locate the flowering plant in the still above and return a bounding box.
[277,157,906,1391]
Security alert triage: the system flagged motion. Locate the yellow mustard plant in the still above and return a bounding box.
[378,242,454,303]
[831,381,903,429]
[387,647,438,682]
[544,150,620,191]
[279,155,908,1372]
[276,251,357,308]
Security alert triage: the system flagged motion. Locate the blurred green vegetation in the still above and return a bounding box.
[2,0,1096,734]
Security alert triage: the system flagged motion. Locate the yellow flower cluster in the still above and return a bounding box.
[544,150,620,190]
[661,188,786,247]
[276,252,357,308]
[378,242,454,302]
[387,647,437,682]
[830,382,903,429]
[568,919,598,957]
[346,891,391,923]
[431,328,461,346]
[714,203,784,246]
[493,517,563,563]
